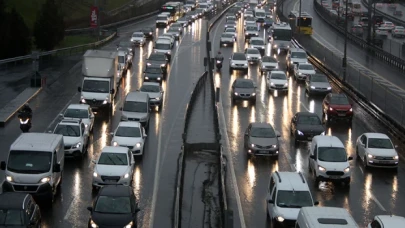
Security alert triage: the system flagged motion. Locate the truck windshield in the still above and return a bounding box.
[82,80,109,93]
[273,29,292,41]
[7,150,52,174]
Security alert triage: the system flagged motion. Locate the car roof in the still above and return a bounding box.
[101,146,129,154]
[0,193,30,209]
[272,171,309,191]
[118,121,141,128]
[246,48,259,52]
[376,215,405,226]
[142,82,160,87]
[270,70,286,75]
[58,119,82,126]
[363,132,390,139]
[155,39,171,44]
[223,32,235,35]
[126,91,149,102]
[99,185,133,197]
[299,207,358,227]
[67,104,90,110]
[251,122,274,128]
[312,135,344,147]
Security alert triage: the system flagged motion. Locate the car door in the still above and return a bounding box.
[128,151,135,171]
[88,108,95,130]
[81,123,89,146]
[266,176,276,215]
[305,74,311,89]
[310,145,318,171]
[266,73,271,86]
[358,135,367,158]
[244,124,251,148]
[268,185,277,218]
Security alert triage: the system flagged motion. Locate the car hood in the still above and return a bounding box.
[330,104,351,110]
[63,136,81,146]
[262,62,278,68]
[251,44,265,49]
[234,87,255,93]
[250,137,278,146]
[232,59,248,64]
[296,124,325,134]
[298,69,316,75]
[275,207,300,220]
[92,212,133,227]
[81,92,109,100]
[221,37,234,41]
[140,91,160,99]
[95,164,130,176]
[366,148,397,157]
[310,82,331,88]
[270,79,287,85]
[122,111,148,119]
[112,136,143,147]
[318,160,349,171]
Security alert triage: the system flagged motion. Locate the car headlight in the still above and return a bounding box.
[270,82,275,86]
[6,176,13,182]
[124,221,133,228]
[149,32,152,35]
[276,216,284,222]
[90,219,99,228]
[102,99,108,105]
[284,82,288,87]
[113,141,119,146]
[93,172,98,177]
[251,143,255,147]
[394,155,399,160]
[231,63,236,66]
[40,176,51,183]
[271,145,277,148]
[85,124,89,128]
[81,98,86,103]
[147,63,151,66]
[368,154,374,159]
[234,92,238,95]
[349,108,353,112]
[167,51,171,54]
[247,55,251,58]
[255,33,258,35]
[310,86,315,89]
[245,32,248,35]
[72,142,82,149]
[252,93,256,96]
[161,64,165,67]
[327,87,332,90]
[157,77,161,80]
[320,131,325,135]
[318,165,326,171]
[329,107,333,111]
[136,142,142,148]
[344,167,350,172]
[145,76,149,80]
[297,130,304,135]
[123,173,130,179]
[298,72,303,75]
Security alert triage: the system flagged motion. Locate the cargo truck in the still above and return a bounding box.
[78,50,119,115]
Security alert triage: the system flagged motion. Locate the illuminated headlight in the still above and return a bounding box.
[276,216,284,222]
[247,55,251,59]
[93,172,98,177]
[136,142,142,148]
[40,176,51,183]
[327,87,332,90]
[102,99,108,104]
[157,77,161,80]
[271,145,277,148]
[72,142,82,149]
[234,92,238,95]
[167,51,171,54]
[20,119,29,124]
[85,124,88,128]
[231,63,236,66]
[368,154,374,159]
[147,63,151,66]
[320,131,325,135]
[81,98,86,103]
[270,82,275,86]
[123,173,130,179]
[131,38,135,42]
[161,64,165,67]
[310,86,315,89]
[298,72,303,75]
[349,108,353,112]
[6,176,13,182]
[289,60,293,64]
[344,167,350,172]
[124,221,133,228]
[175,34,179,36]
[284,83,288,87]
[329,107,333,111]
[318,165,326,171]
[245,32,248,35]
[113,141,118,146]
[258,56,261,59]
[297,130,304,135]
[394,155,399,160]
[274,44,278,48]
[155,97,160,100]
[252,93,256,96]
[145,77,149,80]
[149,32,152,34]
[90,219,99,228]
[251,143,255,147]
[255,33,258,35]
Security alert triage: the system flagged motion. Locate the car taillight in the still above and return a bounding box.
[395,30,398,32]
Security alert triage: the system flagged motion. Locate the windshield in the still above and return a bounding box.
[225,28,236,32]
[247,49,260,54]
[256,12,265,17]
[132,33,143,37]
[263,56,277,62]
[276,191,313,208]
[233,54,246,60]
[149,54,166,61]
[271,73,286,80]
[168,28,178,33]
[297,115,321,125]
[82,80,109,93]
[299,64,314,70]
[123,101,147,112]
[273,29,292,41]
[311,75,329,82]
[246,17,255,21]
[118,56,125,64]
[0,210,23,225]
[119,41,132,48]
[157,16,167,20]
[199,4,208,8]
[98,152,128,165]
[145,67,161,74]
[291,52,307,58]
[318,147,347,162]
[354,3,361,8]
[186,0,195,4]
[171,24,181,28]
[95,196,131,214]
[140,85,160,92]
[330,96,350,105]
[54,125,80,137]
[251,40,264,45]
[115,126,141,137]
[368,138,394,149]
[251,127,276,138]
[64,108,88,119]
[235,80,254,88]
[155,43,171,50]
[247,26,257,31]
[7,150,52,174]
[222,34,234,38]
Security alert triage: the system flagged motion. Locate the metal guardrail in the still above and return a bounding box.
[361,0,405,27]
[312,0,405,71]
[107,0,138,16]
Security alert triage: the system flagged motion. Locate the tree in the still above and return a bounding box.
[0,0,8,59]
[34,0,65,51]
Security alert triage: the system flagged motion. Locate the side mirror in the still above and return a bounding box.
[53,163,61,172]
[109,132,114,136]
[110,89,115,94]
[267,199,274,204]
[78,87,82,92]
[135,208,141,213]
[0,161,6,170]
[87,206,93,212]
[348,156,353,161]
[120,107,123,111]
[59,113,63,118]
[314,201,319,205]
[310,155,315,159]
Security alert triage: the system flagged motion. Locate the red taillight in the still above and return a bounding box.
[395,30,398,32]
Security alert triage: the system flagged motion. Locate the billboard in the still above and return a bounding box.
[90,6,98,28]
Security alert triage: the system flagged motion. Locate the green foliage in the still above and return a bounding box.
[0,0,32,59]
[33,0,65,51]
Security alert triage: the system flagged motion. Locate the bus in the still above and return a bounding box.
[288,11,313,35]
[269,22,292,51]
[160,2,185,18]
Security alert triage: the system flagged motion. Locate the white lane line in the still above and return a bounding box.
[283,152,296,171]
[300,103,310,112]
[63,199,75,220]
[212,15,247,228]
[369,192,387,212]
[45,93,78,132]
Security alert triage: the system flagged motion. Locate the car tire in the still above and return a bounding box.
[294,136,299,145]
[229,68,233,74]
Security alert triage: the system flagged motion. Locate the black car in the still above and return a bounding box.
[141,27,154,39]
[0,192,41,227]
[146,53,169,72]
[87,185,140,228]
[143,64,165,83]
[290,112,325,144]
[231,78,257,103]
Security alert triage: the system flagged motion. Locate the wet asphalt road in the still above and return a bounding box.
[210,8,405,228]
[0,15,206,227]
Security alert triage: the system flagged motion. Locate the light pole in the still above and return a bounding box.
[342,0,348,81]
[298,0,302,39]
[367,0,373,45]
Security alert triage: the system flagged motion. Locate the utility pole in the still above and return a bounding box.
[298,0,302,39]
[342,0,349,81]
[367,0,373,45]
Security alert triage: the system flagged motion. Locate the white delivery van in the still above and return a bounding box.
[296,206,359,228]
[0,133,64,206]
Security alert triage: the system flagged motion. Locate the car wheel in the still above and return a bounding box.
[356,147,360,158]
[308,159,312,171]
[294,136,299,145]
[229,68,233,74]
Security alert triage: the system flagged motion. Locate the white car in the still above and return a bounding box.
[170,22,183,34]
[224,28,237,40]
[244,21,257,31]
[368,215,405,228]
[249,37,266,54]
[286,48,308,71]
[260,56,279,74]
[293,63,316,80]
[229,52,249,73]
[266,71,288,92]
[219,32,236,47]
[92,146,135,189]
[356,133,399,169]
[157,34,174,47]
[139,82,164,109]
[392,26,405,37]
[245,48,262,63]
[244,16,256,25]
[130,32,146,46]
[53,119,89,158]
[153,40,172,59]
[59,104,94,132]
[379,21,395,31]
[375,29,388,36]
[166,27,181,40]
[111,121,147,157]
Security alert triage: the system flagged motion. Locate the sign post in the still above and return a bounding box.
[90,6,98,28]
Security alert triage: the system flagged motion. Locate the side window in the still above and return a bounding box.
[269,177,275,192]
[370,220,381,228]
[271,188,277,202]
[362,136,367,146]
[312,144,317,156]
[81,124,85,135]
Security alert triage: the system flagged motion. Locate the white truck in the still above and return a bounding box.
[78,50,118,115]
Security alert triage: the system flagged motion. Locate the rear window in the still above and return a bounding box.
[233,53,246,60]
[317,218,348,225]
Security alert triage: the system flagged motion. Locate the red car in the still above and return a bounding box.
[322,93,353,123]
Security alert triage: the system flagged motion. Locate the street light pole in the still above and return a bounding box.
[342,0,348,81]
[298,0,302,39]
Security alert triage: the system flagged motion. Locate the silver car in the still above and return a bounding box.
[139,82,164,110]
[244,122,281,158]
[260,56,279,74]
[305,74,332,95]
[392,26,405,38]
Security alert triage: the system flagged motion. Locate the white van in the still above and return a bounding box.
[0,133,64,206]
[153,39,173,61]
[296,207,359,228]
[254,9,266,23]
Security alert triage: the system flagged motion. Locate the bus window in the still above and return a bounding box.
[298,17,312,27]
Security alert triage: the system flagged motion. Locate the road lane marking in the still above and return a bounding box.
[369,192,387,212]
[45,94,78,132]
[283,152,296,171]
[212,15,247,228]
[63,199,75,220]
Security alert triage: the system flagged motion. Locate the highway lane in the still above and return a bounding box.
[374,2,405,20]
[0,15,206,227]
[211,9,405,228]
[288,0,405,91]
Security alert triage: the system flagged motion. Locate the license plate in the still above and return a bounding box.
[329,176,340,179]
[105,180,116,184]
[378,161,391,164]
[258,150,268,154]
[307,136,313,140]
[338,113,346,116]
